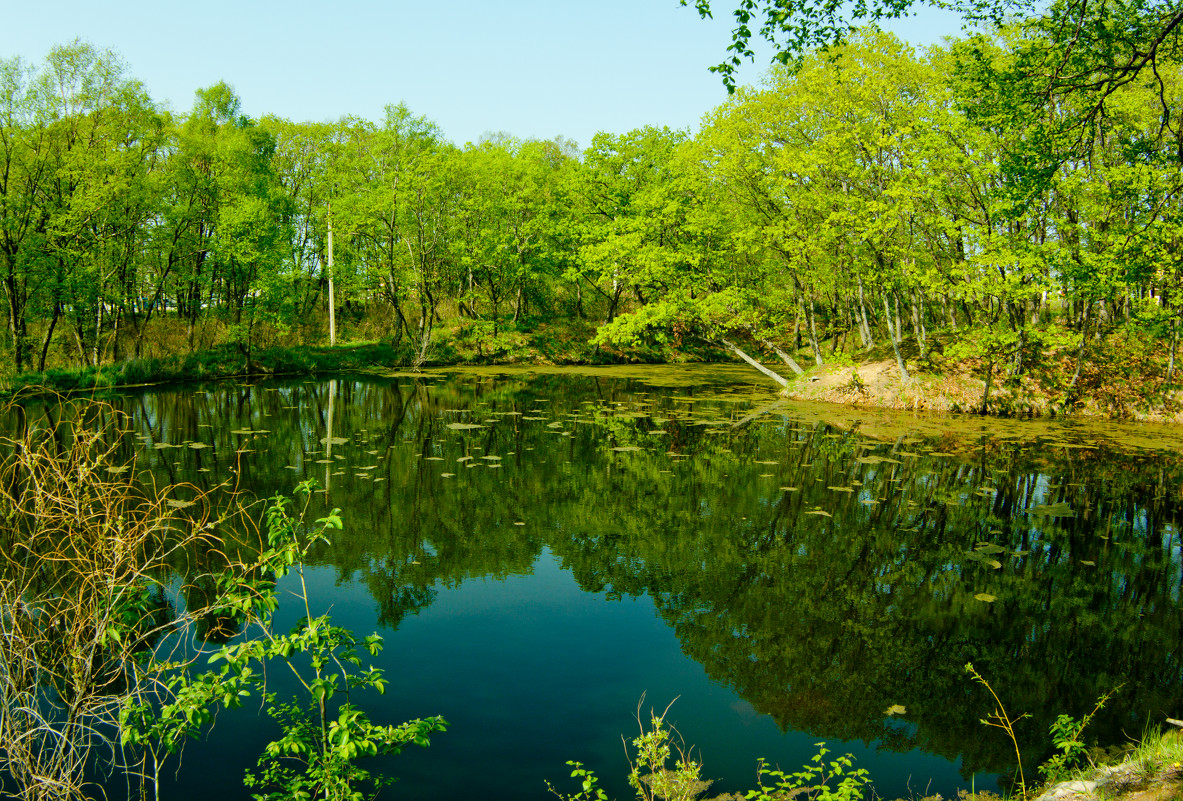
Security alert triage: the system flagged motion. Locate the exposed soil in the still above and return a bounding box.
[778,357,1183,425]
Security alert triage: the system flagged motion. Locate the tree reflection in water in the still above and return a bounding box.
[19,367,1179,799]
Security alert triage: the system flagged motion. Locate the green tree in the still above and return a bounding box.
[448,135,575,337]
[684,0,1183,99]
[0,41,165,372]
[333,103,451,348]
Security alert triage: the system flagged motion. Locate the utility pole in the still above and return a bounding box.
[327,201,336,346]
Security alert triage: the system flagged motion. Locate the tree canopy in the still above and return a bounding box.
[2,31,1183,415]
[684,0,1183,98]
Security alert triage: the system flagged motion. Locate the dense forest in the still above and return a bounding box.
[2,17,1182,403]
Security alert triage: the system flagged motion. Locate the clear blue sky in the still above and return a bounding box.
[0,0,964,149]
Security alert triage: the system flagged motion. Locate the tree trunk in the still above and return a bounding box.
[856,277,874,348]
[2,265,30,374]
[828,326,845,357]
[960,299,975,329]
[882,293,910,382]
[92,303,104,367]
[1166,315,1178,387]
[910,289,926,362]
[720,337,788,388]
[1010,326,1026,376]
[1064,300,1092,405]
[755,334,804,376]
[328,209,336,346]
[807,297,823,366]
[72,322,88,368]
[894,293,905,351]
[108,305,122,364]
[981,359,994,415]
[37,303,61,373]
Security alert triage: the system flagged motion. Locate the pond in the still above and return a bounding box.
[40,365,1183,800]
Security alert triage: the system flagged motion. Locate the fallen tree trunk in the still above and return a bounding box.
[755,335,805,376]
[720,337,789,388]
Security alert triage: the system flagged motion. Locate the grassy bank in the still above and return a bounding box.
[7,315,1183,427]
[0,316,728,401]
[0,342,404,399]
[928,723,1183,801]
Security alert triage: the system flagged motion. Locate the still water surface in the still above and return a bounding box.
[81,365,1183,799]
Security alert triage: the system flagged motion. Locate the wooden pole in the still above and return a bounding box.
[328,202,336,347]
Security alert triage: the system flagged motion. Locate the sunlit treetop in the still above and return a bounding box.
[685,0,1183,96]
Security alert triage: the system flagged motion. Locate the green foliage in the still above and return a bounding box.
[1039,686,1122,783]
[967,663,1123,796]
[7,26,1183,414]
[626,704,712,801]
[547,761,610,801]
[550,705,867,801]
[120,480,445,801]
[746,746,870,801]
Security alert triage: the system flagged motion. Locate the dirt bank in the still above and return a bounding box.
[779,357,1183,425]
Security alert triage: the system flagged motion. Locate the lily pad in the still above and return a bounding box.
[1028,502,1075,518]
[612,446,643,452]
[974,593,997,603]
[166,499,196,509]
[885,704,907,716]
[446,423,483,431]
[320,436,349,445]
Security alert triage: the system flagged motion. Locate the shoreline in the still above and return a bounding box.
[5,340,1183,428]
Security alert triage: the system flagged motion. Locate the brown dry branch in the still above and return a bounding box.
[0,397,251,801]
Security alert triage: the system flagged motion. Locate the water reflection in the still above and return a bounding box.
[14,367,1182,799]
